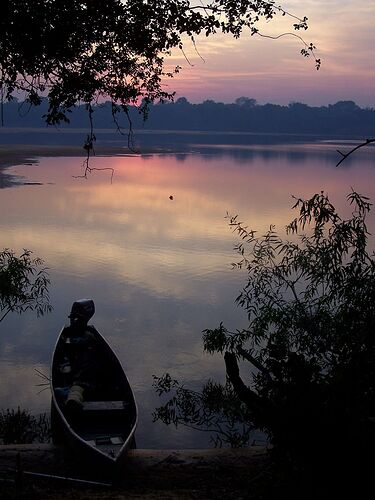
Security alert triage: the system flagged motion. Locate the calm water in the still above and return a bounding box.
[1,139,375,448]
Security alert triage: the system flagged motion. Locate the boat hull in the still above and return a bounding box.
[50,325,138,471]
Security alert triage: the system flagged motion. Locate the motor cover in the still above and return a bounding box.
[69,299,95,328]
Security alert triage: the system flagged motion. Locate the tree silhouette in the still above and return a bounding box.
[155,191,375,495]
[0,1,319,127]
[0,249,52,323]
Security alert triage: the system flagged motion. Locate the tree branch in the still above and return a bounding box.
[0,307,11,323]
[224,352,268,412]
[257,32,320,70]
[237,346,271,379]
[336,138,375,167]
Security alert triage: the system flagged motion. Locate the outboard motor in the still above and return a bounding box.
[69,299,95,330]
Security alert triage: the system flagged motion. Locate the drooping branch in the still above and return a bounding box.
[257,32,321,70]
[72,102,115,182]
[111,101,139,153]
[336,138,375,167]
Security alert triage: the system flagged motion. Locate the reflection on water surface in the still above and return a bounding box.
[1,142,375,447]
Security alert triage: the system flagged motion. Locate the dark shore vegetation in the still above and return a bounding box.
[2,98,375,137]
[154,190,375,496]
[0,408,50,445]
[0,249,52,323]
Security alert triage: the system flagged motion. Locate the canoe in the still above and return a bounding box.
[50,299,138,470]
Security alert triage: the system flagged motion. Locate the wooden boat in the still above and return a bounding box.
[50,299,138,470]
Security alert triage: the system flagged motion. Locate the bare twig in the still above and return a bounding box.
[0,308,11,323]
[73,163,115,183]
[336,138,375,167]
[36,385,50,395]
[22,471,112,487]
[257,32,320,69]
[34,368,50,382]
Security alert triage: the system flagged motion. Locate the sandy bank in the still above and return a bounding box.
[0,143,141,188]
[0,143,137,167]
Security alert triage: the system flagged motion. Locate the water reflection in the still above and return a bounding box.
[1,142,375,447]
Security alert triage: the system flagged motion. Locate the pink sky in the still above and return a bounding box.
[163,1,375,107]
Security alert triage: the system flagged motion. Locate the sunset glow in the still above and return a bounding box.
[164,1,375,107]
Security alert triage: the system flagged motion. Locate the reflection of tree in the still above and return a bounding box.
[0,249,52,323]
[0,169,15,189]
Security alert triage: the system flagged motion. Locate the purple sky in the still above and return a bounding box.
[163,1,375,107]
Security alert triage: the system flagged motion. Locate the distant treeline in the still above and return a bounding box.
[2,97,375,136]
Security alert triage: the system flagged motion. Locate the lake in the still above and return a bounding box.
[1,135,375,448]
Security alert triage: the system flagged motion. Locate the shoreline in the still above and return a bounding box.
[0,444,269,498]
[0,143,138,165]
[1,135,372,180]
[0,144,141,188]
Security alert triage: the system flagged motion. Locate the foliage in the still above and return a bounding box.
[0,407,51,444]
[153,373,253,447]
[0,1,319,127]
[155,191,375,477]
[0,249,52,323]
[4,98,375,136]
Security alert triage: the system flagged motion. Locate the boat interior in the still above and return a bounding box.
[52,325,136,456]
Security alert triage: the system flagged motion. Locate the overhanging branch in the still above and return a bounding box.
[336,138,375,167]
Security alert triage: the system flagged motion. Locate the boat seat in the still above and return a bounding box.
[82,401,127,411]
[85,435,124,447]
